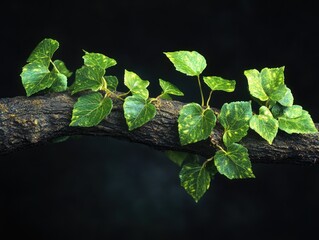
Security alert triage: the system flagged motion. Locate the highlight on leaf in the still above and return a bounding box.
[82,50,117,69]
[159,79,184,97]
[20,38,71,96]
[123,95,156,131]
[124,70,150,100]
[164,50,207,76]
[70,92,113,127]
[214,143,255,179]
[249,106,278,144]
[203,76,236,92]
[27,38,59,66]
[178,103,216,145]
[71,51,117,94]
[218,101,252,146]
[179,162,213,202]
[244,66,288,105]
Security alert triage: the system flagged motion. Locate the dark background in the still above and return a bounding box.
[1,0,319,239]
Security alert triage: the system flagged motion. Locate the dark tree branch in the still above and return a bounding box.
[0,92,318,165]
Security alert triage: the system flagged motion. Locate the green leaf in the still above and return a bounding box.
[164,51,207,76]
[20,62,51,96]
[159,79,184,96]
[271,104,284,118]
[278,87,294,107]
[178,103,216,145]
[159,93,173,100]
[53,60,72,77]
[278,110,318,134]
[214,143,255,179]
[82,50,117,69]
[244,69,268,101]
[203,76,236,92]
[283,105,303,118]
[244,67,288,103]
[105,75,118,91]
[71,66,105,94]
[260,67,287,101]
[165,151,189,166]
[70,92,113,127]
[219,101,252,146]
[249,106,278,144]
[124,70,150,99]
[179,162,212,202]
[48,72,68,92]
[27,38,59,66]
[123,95,156,131]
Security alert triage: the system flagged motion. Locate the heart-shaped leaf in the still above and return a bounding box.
[71,66,105,94]
[203,76,236,92]
[214,143,255,179]
[124,70,150,99]
[27,38,59,66]
[82,51,117,69]
[123,95,156,130]
[70,92,113,127]
[179,162,212,202]
[159,79,184,96]
[249,106,278,144]
[218,101,252,146]
[164,51,207,76]
[178,103,216,145]
[278,110,317,134]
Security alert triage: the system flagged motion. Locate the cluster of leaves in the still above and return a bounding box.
[165,52,317,202]
[20,39,184,131]
[20,38,318,203]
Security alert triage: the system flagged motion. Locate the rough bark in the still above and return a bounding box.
[0,92,318,165]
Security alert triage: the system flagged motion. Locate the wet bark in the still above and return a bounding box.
[0,92,318,165]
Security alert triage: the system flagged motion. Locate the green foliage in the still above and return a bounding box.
[214,143,255,179]
[159,79,184,97]
[218,101,253,146]
[123,95,156,130]
[20,38,71,96]
[245,67,317,138]
[82,50,117,69]
[71,66,105,94]
[70,50,116,95]
[27,38,59,66]
[278,87,293,107]
[165,151,189,166]
[70,92,113,127]
[164,51,207,76]
[203,76,236,92]
[249,106,278,144]
[124,70,150,99]
[178,103,216,145]
[20,38,318,203]
[105,76,118,91]
[53,60,73,77]
[244,67,288,104]
[179,162,213,202]
[278,110,317,134]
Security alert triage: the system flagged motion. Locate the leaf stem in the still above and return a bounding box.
[217,144,227,153]
[101,76,107,92]
[118,91,131,98]
[197,75,205,107]
[104,89,124,101]
[50,60,60,73]
[206,90,213,108]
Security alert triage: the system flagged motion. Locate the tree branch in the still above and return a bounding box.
[0,92,318,165]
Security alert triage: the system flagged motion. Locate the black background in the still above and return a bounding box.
[1,1,319,239]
